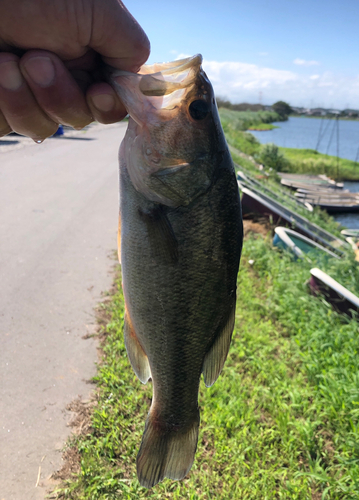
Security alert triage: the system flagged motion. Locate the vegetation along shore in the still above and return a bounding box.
[219,107,359,181]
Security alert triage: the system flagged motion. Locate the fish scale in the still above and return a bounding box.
[109,54,243,488]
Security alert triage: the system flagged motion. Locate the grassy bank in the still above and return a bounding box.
[53,226,359,499]
[248,123,279,131]
[220,108,359,181]
[279,148,359,181]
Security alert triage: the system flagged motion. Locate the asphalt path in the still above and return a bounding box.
[0,123,126,499]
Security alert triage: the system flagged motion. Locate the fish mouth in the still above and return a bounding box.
[107,55,205,125]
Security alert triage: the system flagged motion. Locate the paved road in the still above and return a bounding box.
[0,123,126,499]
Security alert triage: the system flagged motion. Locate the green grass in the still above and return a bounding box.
[53,229,359,499]
[278,148,359,181]
[229,146,344,238]
[248,123,279,131]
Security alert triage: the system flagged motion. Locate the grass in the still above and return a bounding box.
[53,226,359,500]
[229,146,344,238]
[248,123,279,131]
[278,148,359,182]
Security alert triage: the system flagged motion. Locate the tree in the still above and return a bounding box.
[272,101,293,118]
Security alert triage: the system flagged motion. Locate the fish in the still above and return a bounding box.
[109,54,243,488]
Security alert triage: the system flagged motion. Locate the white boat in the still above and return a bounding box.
[309,268,359,316]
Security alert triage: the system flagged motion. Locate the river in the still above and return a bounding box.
[250,117,359,229]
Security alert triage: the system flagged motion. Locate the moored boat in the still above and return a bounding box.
[341,229,359,238]
[240,187,347,257]
[237,170,313,212]
[273,227,340,260]
[294,190,359,213]
[309,268,359,316]
[278,173,344,190]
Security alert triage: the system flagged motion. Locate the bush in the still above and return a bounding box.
[258,143,290,171]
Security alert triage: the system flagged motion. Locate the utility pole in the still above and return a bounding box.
[336,115,339,178]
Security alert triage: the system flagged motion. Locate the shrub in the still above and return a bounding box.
[258,143,290,171]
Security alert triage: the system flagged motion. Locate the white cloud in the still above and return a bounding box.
[258,52,268,56]
[293,58,320,66]
[175,53,192,60]
[201,59,359,108]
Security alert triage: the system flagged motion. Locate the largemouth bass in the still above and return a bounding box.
[110,54,243,488]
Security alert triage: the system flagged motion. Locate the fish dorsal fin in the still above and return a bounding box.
[124,310,151,384]
[202,298,236,387]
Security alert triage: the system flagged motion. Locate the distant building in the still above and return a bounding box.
[307,108,326,116]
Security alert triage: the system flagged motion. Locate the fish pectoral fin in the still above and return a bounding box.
[138,206,179,264]
[124,312,151,384]
[202,298,236,387]
[150,161,212,207]
[137,408,200,488]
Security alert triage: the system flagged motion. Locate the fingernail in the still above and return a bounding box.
[23,57,55,87]
[91,94,115,112]
[0,61,23,90]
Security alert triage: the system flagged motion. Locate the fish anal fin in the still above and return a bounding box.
[137,408,200,488]
[202,298,236,387]
[124,310,151,384]
[138,206,178,264]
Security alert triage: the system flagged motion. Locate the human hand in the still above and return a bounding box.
[0,0,150,141]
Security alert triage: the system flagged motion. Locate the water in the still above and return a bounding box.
[250,116,359,161]
[333,182,359,229]
[250,117,359,229]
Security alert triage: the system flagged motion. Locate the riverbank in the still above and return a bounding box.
[248,123,279,131]
[220,110,359,181]
[279,147,359,181]
[292,114,359,122]
[52,220,359,499]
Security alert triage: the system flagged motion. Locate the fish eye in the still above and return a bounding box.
[189,100,209,120]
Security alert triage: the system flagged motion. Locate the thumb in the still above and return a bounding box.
[90,0,150,72]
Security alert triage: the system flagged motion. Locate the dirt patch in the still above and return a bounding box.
[49,266,120,495]
[243,218,271,238]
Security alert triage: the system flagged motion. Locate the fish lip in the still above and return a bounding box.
[107,54,203,79]
[106,54,204,123]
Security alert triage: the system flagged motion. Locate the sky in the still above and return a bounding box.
[125,0,359,109]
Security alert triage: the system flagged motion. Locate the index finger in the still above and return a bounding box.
[90,0,150,72]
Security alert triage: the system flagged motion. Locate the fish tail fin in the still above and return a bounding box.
[136,408,200,488]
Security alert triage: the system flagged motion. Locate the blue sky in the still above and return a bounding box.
[125,0,359,109]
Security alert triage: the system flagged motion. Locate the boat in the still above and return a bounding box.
[294,190,359,213]
[273,227,340,260]
[309,268,359,316]
[341,229,359,238]
[295,197,359,213]
[240,187,347,257]
[237,170,313,212]
[278,173,344,190]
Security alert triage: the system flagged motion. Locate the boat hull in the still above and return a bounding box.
[273,227,340,260]
[309,268,359,316]
[240,187,346,257]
